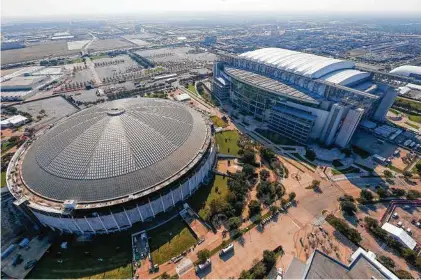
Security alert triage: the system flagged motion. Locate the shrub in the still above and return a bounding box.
[263,250,276,267]
[288,192,296,202]
[407,190,421,200]
[378,255,395,271]
[358,189,374,203]
[383,170,393,178]
[395,269,414,279]
[248,200,261,217]
[227,217,242,230]
[259,169,270,181]
[326,215,362,244]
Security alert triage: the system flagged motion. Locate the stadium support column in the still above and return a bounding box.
[335,108,364,148]
[188,177,192,195]
[180,184,184,200]
[72,217,84,234]
[60,216,73,233]
[136,204,144,222]
[110,210,121,231]
[85,216,95,233]
[160,194,165,212]
[148,197,155,217]
[171,189,175,207]
[123,207,132,226]
[97,214,108,233]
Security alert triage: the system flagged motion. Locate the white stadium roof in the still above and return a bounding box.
[320,69,371,86]
[390,65,421,77]
[239,48,355,79]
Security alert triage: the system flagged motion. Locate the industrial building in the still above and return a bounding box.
[0,115,29,128]
[7,98,216,234]
[1,75,49,101]
[284,247,398,279]
[381,222,417,250]
[213,48,398,147]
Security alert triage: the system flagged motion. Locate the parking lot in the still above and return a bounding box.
[14,96,79,128]
[1,236,53,279]
[388,206,421,244]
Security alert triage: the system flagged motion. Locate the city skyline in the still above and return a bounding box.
[2,0,421,19]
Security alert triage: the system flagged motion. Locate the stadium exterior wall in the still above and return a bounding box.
[27,144,217,234]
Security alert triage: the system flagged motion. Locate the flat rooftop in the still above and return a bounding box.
[224,67,320,104]
[1,76,46,88]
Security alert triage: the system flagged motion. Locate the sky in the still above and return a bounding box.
[2,0,421,18]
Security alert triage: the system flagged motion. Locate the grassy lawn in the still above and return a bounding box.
[28,233,132,279]
[408,115,421,124]
[90,54,109,60]
[215,130,241,156]
[188,175,229,221]
[405,121,420,129]
[331,166,361,175]
[1,171,7,187]
[389,108,402,115]
[388,164,403,174]
[187,84,198,95]
[149,218,197,265]
[210,116,228,128]
[255,129,297,146]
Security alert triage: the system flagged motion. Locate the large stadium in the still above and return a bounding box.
[7,98,216,234]
[213,48,399,148]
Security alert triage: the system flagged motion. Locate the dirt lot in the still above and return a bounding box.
[87,39,134,52]
[390,148,411,171]
[1,42,79,65]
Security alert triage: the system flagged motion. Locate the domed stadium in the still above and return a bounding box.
[7,98,216,234]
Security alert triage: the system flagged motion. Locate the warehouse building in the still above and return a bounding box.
[213,48,398,148]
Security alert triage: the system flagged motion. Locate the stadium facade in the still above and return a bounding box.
[7,98,216,234]
[212,48,398,147]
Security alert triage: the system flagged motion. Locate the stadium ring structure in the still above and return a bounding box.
[7,98,216,234]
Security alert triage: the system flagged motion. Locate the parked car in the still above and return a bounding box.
[24,259,37,269]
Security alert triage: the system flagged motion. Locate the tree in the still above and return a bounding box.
[209,198,227,217]
[305,149,316,161]
[407,190,421,200]
[263,250,276,267]
[248,200,261,217]
[259,169,270,181]
[383,170,393,178]
[227,217,242,230]
[403,170,413,178]
[260,148,275,162]
[239,270,252,279]
[197,249,211,264]
[359,189,373,203]
[252,262,266,279]
[288,192,296,202]
[310,180,321,190]
[378,256,395,271]
[243,164,256,177]
[402,248,417,263]
[395,269,414,279]
[160,272,171,279]
[242,149,256,165]
[376,188,388,198]
[270,205,279,214]
[340,200,357,215]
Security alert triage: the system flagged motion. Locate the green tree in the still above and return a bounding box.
[260,148,275,162]
[252,262,266,279]
[310,180,321,190]
[288,192,296,202]
[160,272,171,279]
[227,217,242,230]
[340,200,357,215]
[407,190,421,200]
[270,205,279,214]
[243,164,256,177]
[242,150,256,165]
[378,256,395,271]
[239,270,252,279]
[395,269,414,279]
[359,189,373,203]
[263,250,276,267]
[197,249,211,264]
[376,188,388,198]
[259,169,270,181]
[248,200,261,217]
[383,170,393,178]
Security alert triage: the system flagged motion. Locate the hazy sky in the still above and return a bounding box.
[2,0,421,18]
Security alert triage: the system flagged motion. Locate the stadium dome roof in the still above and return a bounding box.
[390,65,421,77]
[21,98,210,202]
[239,48,355,79]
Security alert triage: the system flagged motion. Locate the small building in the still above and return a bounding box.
[381,222,416,250]
[1,115,29,128]
[175,93,191,102]
[284,248,398,279]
